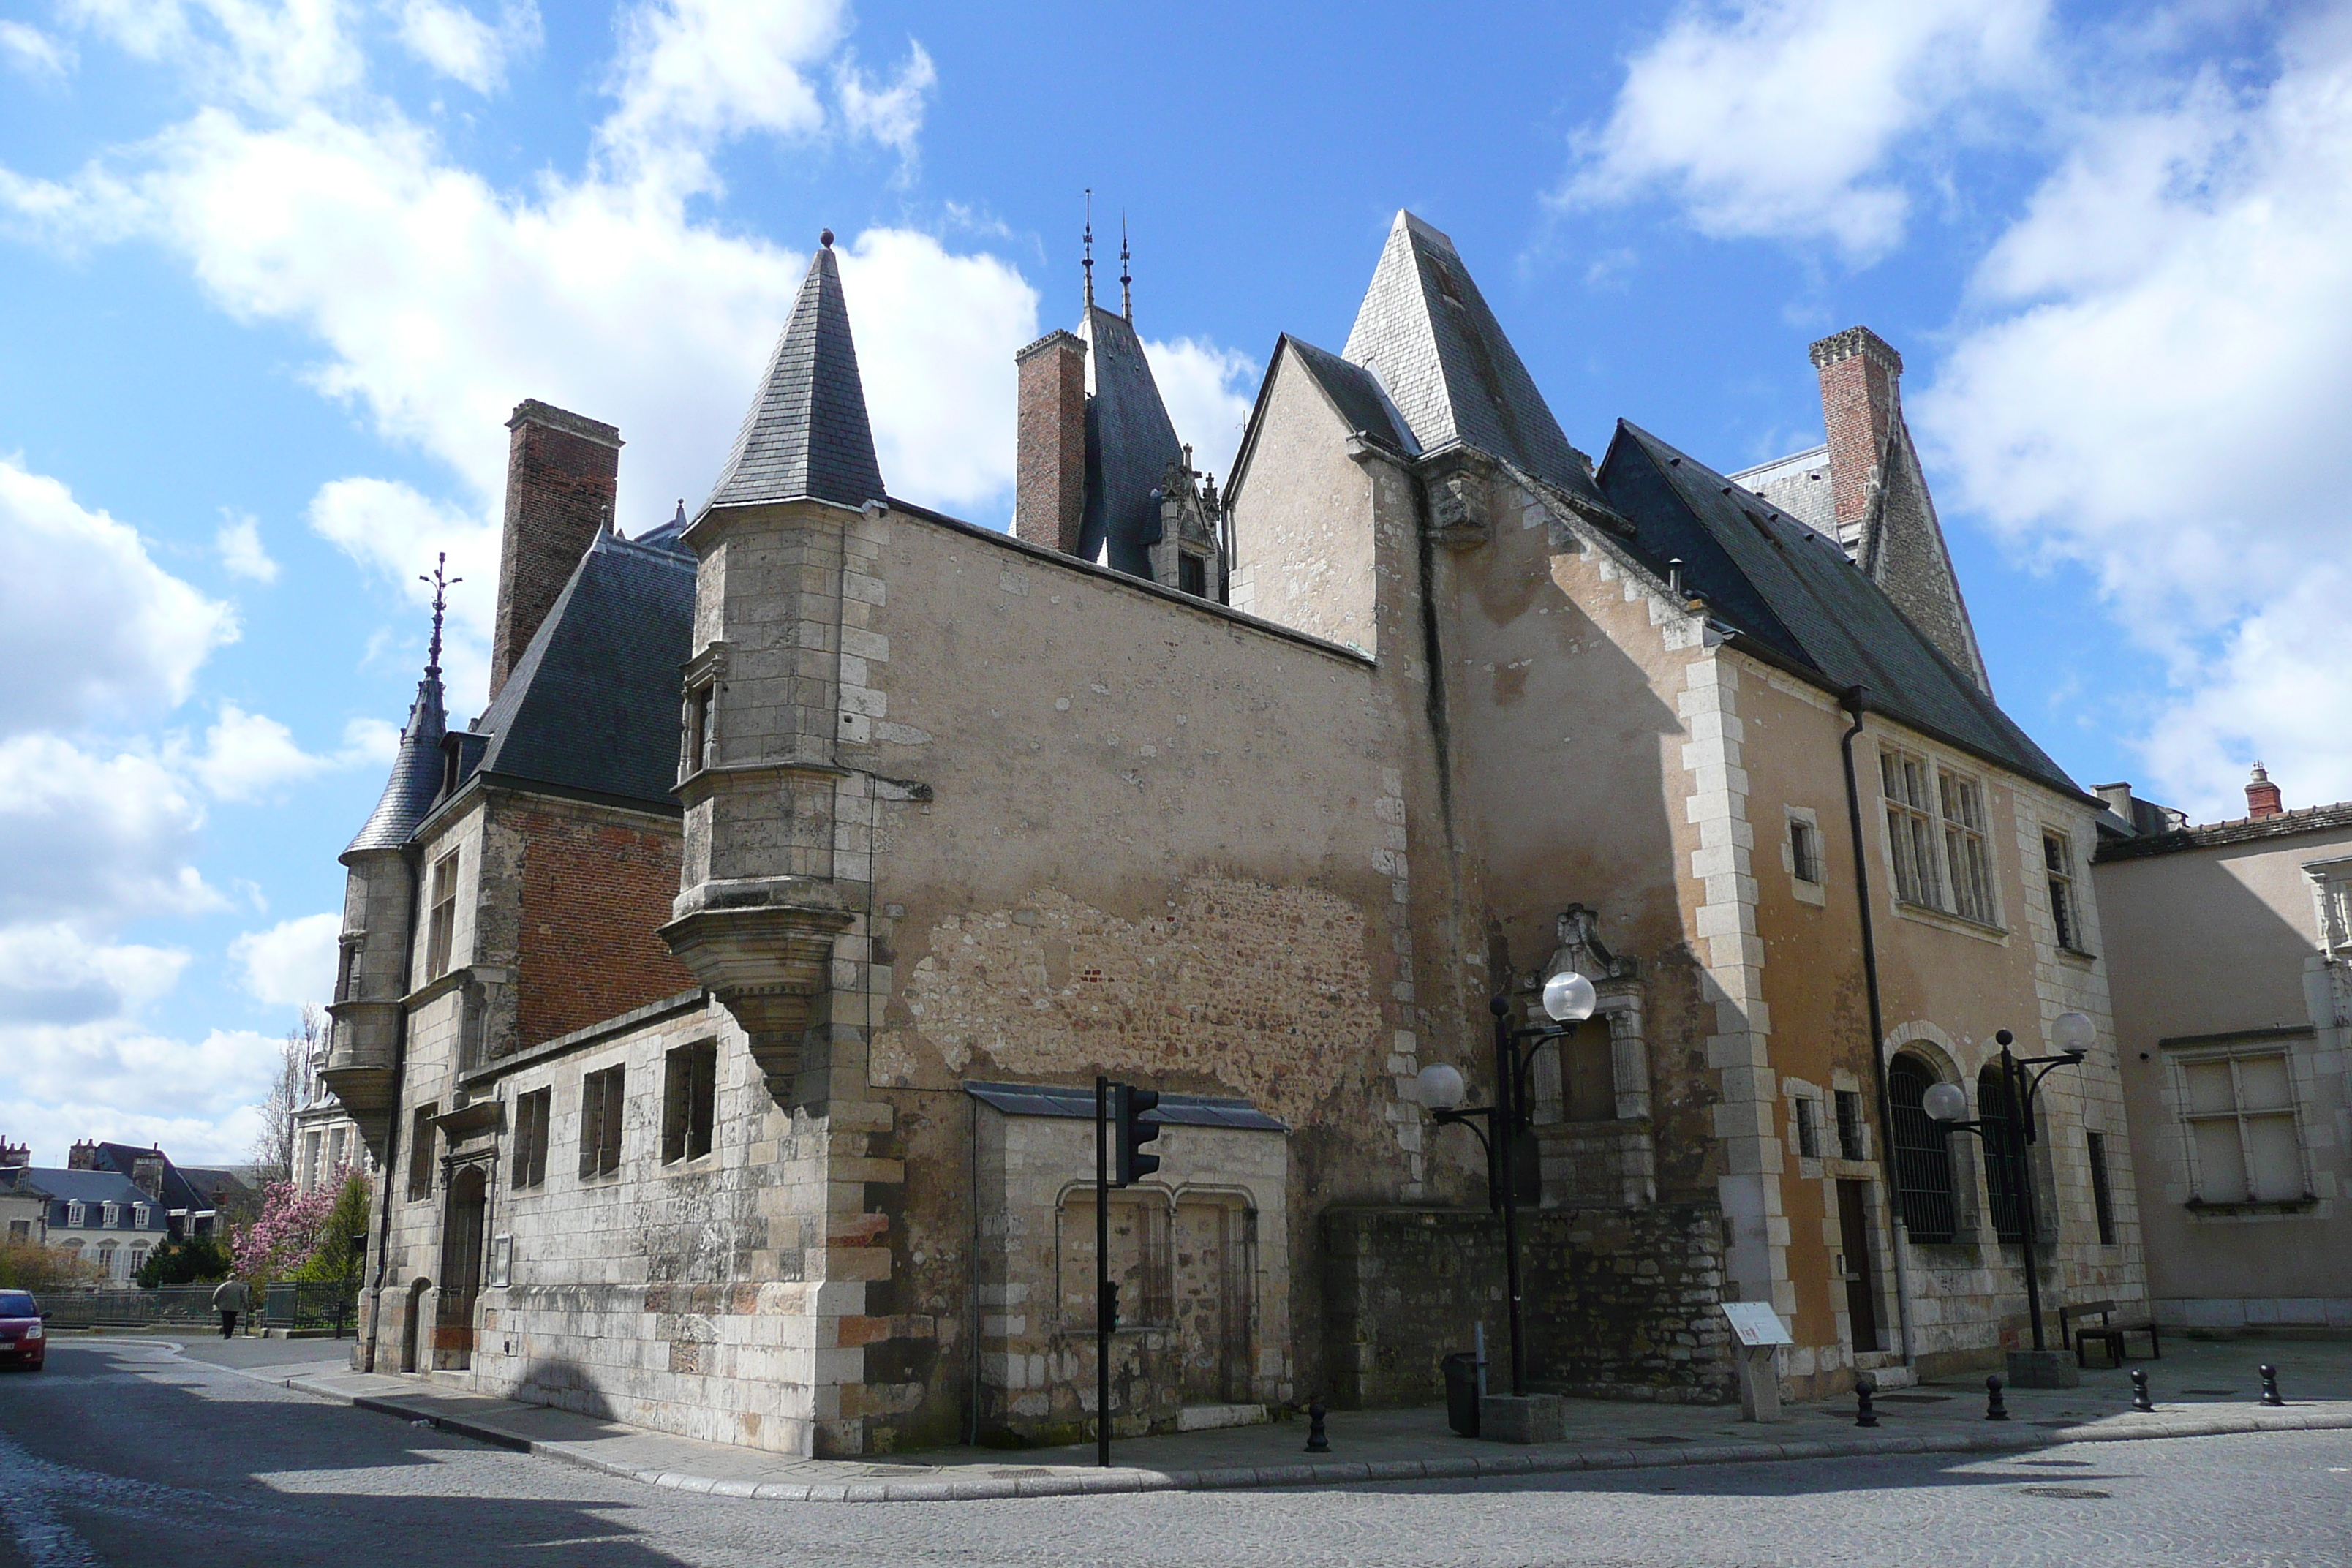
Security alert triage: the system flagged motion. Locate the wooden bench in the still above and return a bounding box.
[2061,1299,2159,1368]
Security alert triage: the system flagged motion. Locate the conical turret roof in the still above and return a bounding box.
[1343,211,1604,507]
[701,238,886,516]
[343,668,445,857]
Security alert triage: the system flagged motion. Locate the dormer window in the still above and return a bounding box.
[1178,553,1207,598]
[66,1202,84,1227]
[133,1204,149,1229]
[101,1202,119,1228]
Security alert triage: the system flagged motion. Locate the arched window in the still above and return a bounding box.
[1888,1055,1957,1243]
[1978,1065,2026,1242]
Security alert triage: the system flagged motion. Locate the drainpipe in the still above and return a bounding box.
[362,843,423,1373]
[1839,687,1915,1367]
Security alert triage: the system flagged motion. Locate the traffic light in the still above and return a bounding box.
[1100,1278,1120,1332]
[1112,1084,1161,1186]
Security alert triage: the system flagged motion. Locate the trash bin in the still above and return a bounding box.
[1443,1351,1481,1438]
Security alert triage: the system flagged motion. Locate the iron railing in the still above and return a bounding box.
[38,1286,217,1327]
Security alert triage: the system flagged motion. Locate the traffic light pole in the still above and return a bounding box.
[1095,1074,1111,1469]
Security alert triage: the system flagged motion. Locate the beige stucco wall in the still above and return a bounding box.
[2097,823,2352,1327]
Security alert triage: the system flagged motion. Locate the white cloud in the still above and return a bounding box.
[0,20,73,78]
[216,509,279,581]
[179,701,395,802]
[598,0,844,192]
[0,456,239,737]
[64,0,367,117]
[1,1025,284,1165]
[0,924,186,1030]
[1144,336,1259,486]
[0,734,221,928]
[1559,0,2050,260]
[1915,12,2352,819]
[396,0,537,93]
[836,39,935,160]
[230,911,339,1008]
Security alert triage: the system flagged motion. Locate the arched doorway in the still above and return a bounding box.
[435,1164,489,1370]
[1888,1055,1957,1243]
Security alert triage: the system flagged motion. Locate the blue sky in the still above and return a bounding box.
[3,0,2348,1164]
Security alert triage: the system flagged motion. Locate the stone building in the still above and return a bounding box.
[328,212,2143,1458]
[2094,767,2352,1333]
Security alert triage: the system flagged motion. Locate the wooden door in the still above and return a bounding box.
[1836,1180,1881,1354]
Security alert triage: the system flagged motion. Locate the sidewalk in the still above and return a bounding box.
[261,1336,2352,1504]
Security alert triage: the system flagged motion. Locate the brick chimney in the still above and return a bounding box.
[1014,330,1088,556]
[0,1138,26,1169]
[1809,326,1905,535]
[130,1150,165,1199]
[2246,761,2283,820]
[490,400,622,701]
[67,1139,97,1170]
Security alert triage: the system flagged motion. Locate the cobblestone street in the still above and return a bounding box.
[4,1337,2347,1568]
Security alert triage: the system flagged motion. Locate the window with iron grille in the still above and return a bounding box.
[1794,1096,1821,1159]
[1880,750,1942,908]
[1977,1065,2026,1243]
[407,1103,437,1200]
[2087,1130,2117,1245]
[1887,1056,1957,1243]
[424,850,460,980]
[1789,815,1824,884]
[2179,1052,2304,1203]
[2044,831,2084,951]
[1835,1090,1866,1161]
[661,1041,717,1164]
[1939,770,1997,925]
[578,1066,625,1179]
[511,1088,551,1191]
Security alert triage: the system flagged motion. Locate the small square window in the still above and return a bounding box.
[1795,1097,1821,1159]
[1789,816,1823,884]
[663,1042,718,1164]
[1177,553,1207,598]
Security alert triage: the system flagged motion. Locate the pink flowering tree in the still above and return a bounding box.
[233,1168,369,1284]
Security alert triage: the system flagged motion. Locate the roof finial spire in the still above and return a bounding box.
[1120,211,1132,321]
[419,551,460,680]
[1082,189,1095,312]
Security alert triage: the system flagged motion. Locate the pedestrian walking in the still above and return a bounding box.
[212,1277,251,1339]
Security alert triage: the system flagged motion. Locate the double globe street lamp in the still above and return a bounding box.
[1921,1011,2098,1359]
[1414,969,1599,1398]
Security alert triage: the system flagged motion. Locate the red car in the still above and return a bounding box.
[0,1290,45,1371]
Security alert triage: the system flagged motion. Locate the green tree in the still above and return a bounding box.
[0,1240,104,1292]
[134,1235,234,1287]
[293,1170,374,1284]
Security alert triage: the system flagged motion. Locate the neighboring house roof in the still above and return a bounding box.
[344,670,448,856]
[703,239,886,515]
[1076,304,1185,577]
[464,529,696,813]
[85,1142,227,1215]
[1595,421,2082,799]
[173,1166,255,1206]
[16,1169,169,1228]
[2095,799,2352,862]
[1341,210,1605,510]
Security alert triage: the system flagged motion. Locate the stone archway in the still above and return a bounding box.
[434,1165,489,1370]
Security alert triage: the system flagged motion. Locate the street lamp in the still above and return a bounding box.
[1921,1013,2093,1354]
[1416,970,1598,1398]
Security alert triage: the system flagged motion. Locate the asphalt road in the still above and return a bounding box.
[2,1336,2347,1568]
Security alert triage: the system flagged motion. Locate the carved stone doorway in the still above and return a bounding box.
[434,1164,488,1370]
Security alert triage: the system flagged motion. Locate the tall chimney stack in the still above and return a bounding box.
[1809,326,1904,537]
[1014,330,1088,557]
[2246,762,2283,820]
[68,1140,97,1170]
[490,400,622,701]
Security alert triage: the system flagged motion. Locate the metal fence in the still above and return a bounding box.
[260,1281,359,1333]
[39,1286,216,1328]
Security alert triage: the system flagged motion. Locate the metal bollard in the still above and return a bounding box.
[1985,1375,2009,1421]
[2131,1368,2154,1413]
[2259,1365,2285,1407]
[1855,1373,1879,1428]
[1304,1394,1330,1453]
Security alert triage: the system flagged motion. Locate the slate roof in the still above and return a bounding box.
[465,529,695,812]
[344,670,446,856]
[11,1169,168,1229]
[1077,304,1185,577]
[1342,211,1605,508]
[702,242,886,515]
[635,499,691,554]
[962,1080,1286,1131]
[1281,336,1417,453]
[83,1143,222,1215]
[1595,421,2081,798]
[2096,799,2352,862]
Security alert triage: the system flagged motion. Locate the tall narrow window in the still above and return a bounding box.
[1794,1096,1821,1159]
[1978,1065,2026,1243]
[1887,1056,1957,1243]
[2181,1052,2304,1203]
[2045,831,2083,951]
[336,938,361,1002]
[511,1088,551,1191]
[1177,554,1207,598]
[1835,1089,1866,1161]
[686,684,715,776]
[407,1103,438,1201]
[662,1041,719,1164]
[1939,770,1997,924]
[1881,750,1942,908]
[578,1066,625,1179]
[1789,816,1824,884]
[424,851,460,980]
[2087,1130,2117,1245]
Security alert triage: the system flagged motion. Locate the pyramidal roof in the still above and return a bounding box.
[702,238,886,516]
[1077,304,1183,576]
[1342,211,1604,507]
[344,664,446,857]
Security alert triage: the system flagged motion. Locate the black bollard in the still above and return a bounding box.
[2259,1365,2285,1407]
[1985,1375,2009,1421]
[1855,1373,1879,1428]
[1304,1394,1330,1453]
[2131,1368,2154,1413]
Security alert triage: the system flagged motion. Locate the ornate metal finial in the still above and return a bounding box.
[419,551,460,679]
[1120,211,1132,321]
[1082,189,1095,312]
[820,228,834,249]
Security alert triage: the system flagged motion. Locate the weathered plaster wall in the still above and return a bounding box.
[1226,349,1382,655]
